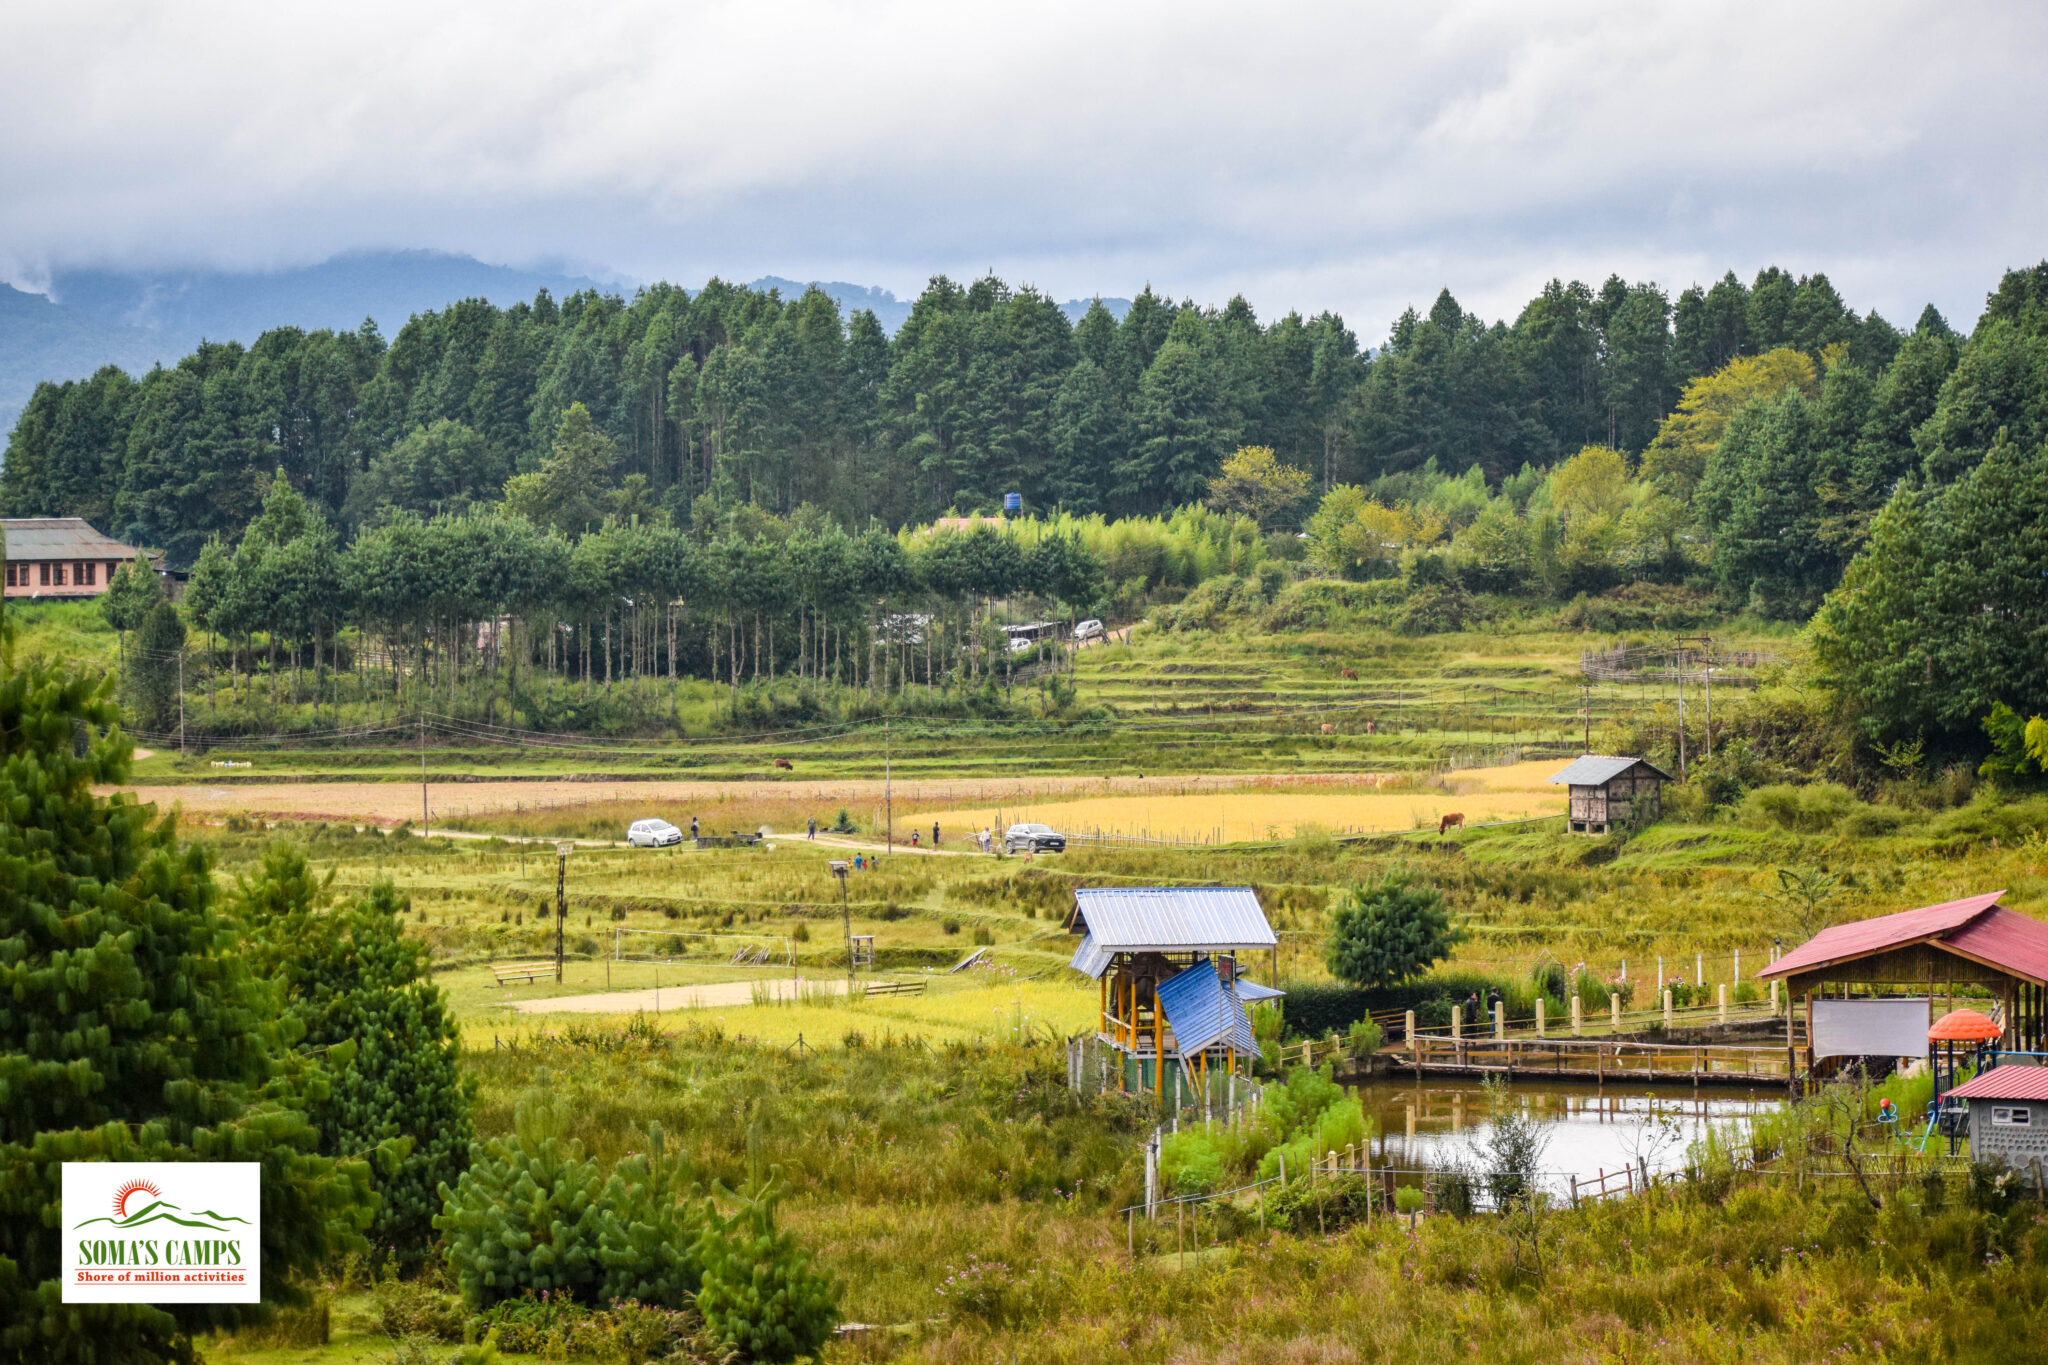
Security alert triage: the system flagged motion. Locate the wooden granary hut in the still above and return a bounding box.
[1546,755,1670,835]
[1067,887,1279,1102]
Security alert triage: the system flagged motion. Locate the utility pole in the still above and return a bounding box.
[177,648,186,757]
[419,713,429,836]
[884,720,893,854]
[555,842,571,983]
[1675,645,1687,782]
[832,860,853,990]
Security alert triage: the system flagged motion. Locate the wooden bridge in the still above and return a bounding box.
[1397,1034,1797,1088]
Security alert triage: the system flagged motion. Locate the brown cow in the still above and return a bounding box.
[1340,667,1358,680]
[1438,812,1465,835]
[773,757,793,771]
[1320,723,1334,734]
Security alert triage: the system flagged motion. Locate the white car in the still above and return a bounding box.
[627,818,684,847]
[1073,618,1105,642]
[1006,636,1036,654]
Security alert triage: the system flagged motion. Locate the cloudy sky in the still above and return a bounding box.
[4,1,2044,334]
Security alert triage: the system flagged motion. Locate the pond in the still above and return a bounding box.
[1352,1078,1783,1198]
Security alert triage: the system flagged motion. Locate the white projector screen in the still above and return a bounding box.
[1810,998,1932,1061]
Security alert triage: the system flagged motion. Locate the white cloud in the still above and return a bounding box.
[2,0,2043,330]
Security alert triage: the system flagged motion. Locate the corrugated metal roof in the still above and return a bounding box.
[1,518,144,559]
[1943,908,2048,987]
[1233,980,1285,1002]
[1156,959,1259,1059]
[1068,933,1114,980]
[1947,1064,2048,1102]
[1071,887,1276,953]
[1757,890,2014,981]
[1546,755,1669,786]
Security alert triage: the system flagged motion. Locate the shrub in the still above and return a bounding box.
[377,1280,470,1342]
[1740,782,1859,832]
[596,1124,709,1309]
[1324,873,1458,990]
[436,1100,606,1307]
[695,1175,837,1363]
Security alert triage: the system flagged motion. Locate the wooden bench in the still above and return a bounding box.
[864,980,926,998]
[492,961,556,986]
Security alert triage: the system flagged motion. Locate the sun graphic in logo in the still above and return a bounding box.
[114,1178,161,1219]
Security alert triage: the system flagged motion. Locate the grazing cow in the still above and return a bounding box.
[774,757,793,771]
[1438,812,1465,836]
[1340,667,1358,680]
[1320,723,1334,734]
[1365,721,1378,735]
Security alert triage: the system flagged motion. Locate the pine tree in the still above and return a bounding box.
[98,554,160,669]
[239,846,474,1264]
[0,666,374,1364]
[436,1098,606,1307]
[127,598,186,728]
[1323,873,1458,990]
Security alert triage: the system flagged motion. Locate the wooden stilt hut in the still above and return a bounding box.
[1067,887,1279,1105]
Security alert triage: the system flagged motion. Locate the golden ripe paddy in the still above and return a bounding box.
[918,760,1567,842]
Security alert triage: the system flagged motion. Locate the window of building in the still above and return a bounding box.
[76,561,94,586]
[1992,1106,2032,1127]
[52,563,66,586]
[38,562,50,586]
[4,564,14,587]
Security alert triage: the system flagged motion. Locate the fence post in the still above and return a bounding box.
[1611,995,1621,1031]
[1770,979,1779,1014]
[1571,996,1582,1037]
[1536,998,1546,1038]
[1405,1010,1417,1054]
[1718,983,1728,1025]
[1452,1005,1463,1042]
[1664,989,1673,1029]
[1493,1001,1505,1041]
[1696,951,1703,988]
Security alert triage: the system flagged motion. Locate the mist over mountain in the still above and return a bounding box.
[749,276,1131,334]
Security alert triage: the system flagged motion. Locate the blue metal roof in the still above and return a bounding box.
[1233,980,1285,1002]
[1071,887,1276,953]
[1156,959,1260,1059]
[1068,932,1114,979]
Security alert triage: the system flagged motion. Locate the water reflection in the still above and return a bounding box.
[1353,1079,1781,1196]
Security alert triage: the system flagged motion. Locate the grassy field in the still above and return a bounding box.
[95,615,1792,786]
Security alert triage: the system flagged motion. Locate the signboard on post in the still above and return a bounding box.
[62,1163,261,1303]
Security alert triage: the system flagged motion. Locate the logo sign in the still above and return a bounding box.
[62,1163,260,1303]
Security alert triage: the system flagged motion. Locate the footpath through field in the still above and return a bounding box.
[510,976,852,1014]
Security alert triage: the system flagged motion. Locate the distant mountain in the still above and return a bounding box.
[0,284,170,443]
[749,276,1131,335]
[49,249,607,348]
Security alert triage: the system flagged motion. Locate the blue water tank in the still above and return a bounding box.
[1003,492,1022,513]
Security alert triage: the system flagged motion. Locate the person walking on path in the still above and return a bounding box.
[807,817,817,840]
[690,815,699,841]
[932,821,941,847]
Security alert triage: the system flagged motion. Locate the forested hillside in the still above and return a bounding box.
[9,263,2048,764]
[4,265,1911,563]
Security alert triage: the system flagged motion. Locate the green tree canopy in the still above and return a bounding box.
[1323,873,1459,991]
[0,666,373,1363]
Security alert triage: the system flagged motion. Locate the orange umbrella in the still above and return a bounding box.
[1927,1008,2003,1042]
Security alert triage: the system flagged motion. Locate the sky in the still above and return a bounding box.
[4,1,2045,336]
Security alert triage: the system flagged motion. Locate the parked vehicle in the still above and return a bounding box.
[1006,636,1036,654]
[1073,619,1105,641]
[1002,822,1066,854]
[627,818,684,847]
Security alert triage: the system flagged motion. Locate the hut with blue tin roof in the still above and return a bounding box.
[1066,886,1280,1101]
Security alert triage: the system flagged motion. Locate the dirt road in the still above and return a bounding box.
[512,977,852,1014]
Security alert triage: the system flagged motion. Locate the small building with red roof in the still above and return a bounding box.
[1757,890,2048,1074]
[1946,1066,2048,1175]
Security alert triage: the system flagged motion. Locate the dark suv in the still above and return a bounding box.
[1002,822,1066,854]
